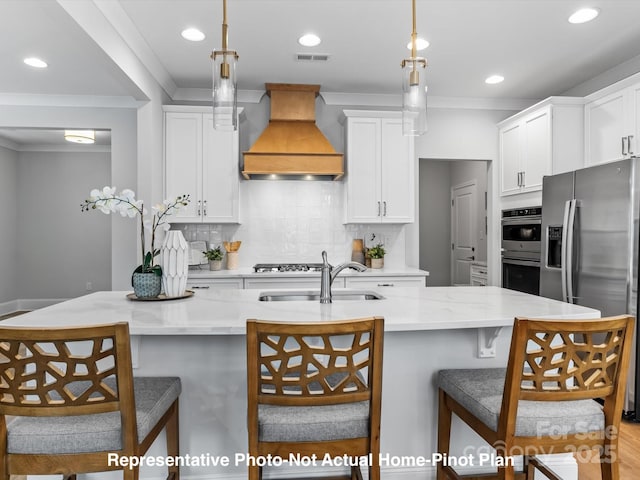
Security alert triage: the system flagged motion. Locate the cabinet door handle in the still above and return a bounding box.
[622,136,628,156]
[377,283,394,287]
[377,201,381,216]
[189,285,210,289]
[197,200,202,216]
[629,135,635,156]
[203,199,208,217]
[383,201,387,216]
[517,171,522,187]
[521,171,525,187]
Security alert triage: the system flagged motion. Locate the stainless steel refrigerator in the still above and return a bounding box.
[540,158,639,418]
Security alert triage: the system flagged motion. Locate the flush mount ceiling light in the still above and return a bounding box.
[401,0,428,136]
[485,74,505,85]
[64,130,95,144]
[24,57,48,68]
[181,27,205,41]
[406,37,429,51]
[568,7,600,24]
[298,33,321,47]
[211,0,239,131]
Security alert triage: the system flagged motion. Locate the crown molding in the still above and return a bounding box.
[172,88,266,104]
[0,93,141,108]
[0,137,19,151]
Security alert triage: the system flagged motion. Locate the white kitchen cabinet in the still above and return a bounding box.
[470,262,488,286]
[164,106,241,223]
[345,276,426,288]
[342,110,415,223]
[499,98,583,196]
[584,81,640,166]
[186,278,244,290]
[244,277,345,290]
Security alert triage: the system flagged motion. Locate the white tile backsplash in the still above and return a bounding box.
[173,180,406,268]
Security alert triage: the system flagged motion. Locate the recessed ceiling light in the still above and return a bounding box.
[181,28,205,42]
[406,37,430,51]
[298,33,321,47]
[485,75,505,85]
[23,57,48,68]
[64,130,95,144]
[568,8,599,24]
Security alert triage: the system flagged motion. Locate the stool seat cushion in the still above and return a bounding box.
[7,376,181,455]
[438,368,604,437]
[259,401,369,442]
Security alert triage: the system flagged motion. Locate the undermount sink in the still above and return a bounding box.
[258,289,385,302]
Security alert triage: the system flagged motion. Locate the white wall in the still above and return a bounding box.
[0,145,18,304]
[0,105,137,291]
[16,151,111,299]
[409,107,516,285]
[419,160,451,285]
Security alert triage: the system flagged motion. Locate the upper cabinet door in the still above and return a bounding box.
[499,122,522,196]
[202,114,240,222]
[521,107,551,193]
[164,112,203,221]
[585,89,628,166]
[380,118,414,223]
[345,117,382,223]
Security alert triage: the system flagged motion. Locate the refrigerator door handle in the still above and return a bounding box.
[566,199,578,303]
[561,200,571,302]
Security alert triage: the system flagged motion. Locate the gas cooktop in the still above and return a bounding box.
[253,263,324,273]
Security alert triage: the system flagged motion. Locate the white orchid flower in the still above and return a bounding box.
[102,186,116,197]
[89,188,101,199]
[121,189,136,201]
[160,222,171,232]
[152,203,167,214]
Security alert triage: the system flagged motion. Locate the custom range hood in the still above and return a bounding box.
[242,83,344,180]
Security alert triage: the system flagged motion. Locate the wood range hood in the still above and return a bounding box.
[242,83,344,180]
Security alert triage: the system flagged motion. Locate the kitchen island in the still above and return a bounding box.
[4,287,598,480]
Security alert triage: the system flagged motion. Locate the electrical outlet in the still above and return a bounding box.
[86,282,93,291]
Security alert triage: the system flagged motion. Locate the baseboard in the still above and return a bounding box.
[0,298,66,317]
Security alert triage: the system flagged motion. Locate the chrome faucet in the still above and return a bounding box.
[320,250,367,304]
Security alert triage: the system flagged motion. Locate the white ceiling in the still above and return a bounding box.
[2,0,640,145]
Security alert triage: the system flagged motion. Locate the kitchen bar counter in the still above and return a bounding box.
[3,286,595,335]
[4,287,596,480]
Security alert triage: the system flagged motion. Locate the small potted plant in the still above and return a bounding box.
[203,246,224,271]
[368,243,386,269]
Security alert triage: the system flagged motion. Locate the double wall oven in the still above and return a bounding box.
[501,207,542,295]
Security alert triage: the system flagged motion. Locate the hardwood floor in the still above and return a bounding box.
[575,419,640,479]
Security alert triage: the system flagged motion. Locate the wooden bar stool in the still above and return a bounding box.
[0,322,181,480]
[437,315,634,480]
[246,317,384,480]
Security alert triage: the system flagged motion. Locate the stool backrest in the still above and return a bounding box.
[246,317,384,407]
[500,316,634,434]
[0,322,135,418]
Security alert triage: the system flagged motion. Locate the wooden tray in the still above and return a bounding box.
[126,290,195,301]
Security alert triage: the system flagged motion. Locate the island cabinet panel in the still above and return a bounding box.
[499,98,583,197]
[186,278,244,290]
[585,81,640,166]
[243,277,345,289]
[344,276,426,288]
[164,106,240,223]
[342,110,415,224]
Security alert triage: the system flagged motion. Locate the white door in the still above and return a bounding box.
[451,181,477,286]
[499,122,522,195]
[521,106,551,192]
[380,118,414,223]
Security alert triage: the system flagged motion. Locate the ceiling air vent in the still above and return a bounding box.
[295,53,330,62]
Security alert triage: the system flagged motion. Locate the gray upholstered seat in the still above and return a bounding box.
[259,400,370,442]
[438,368,604,437]
[7,376,181,455]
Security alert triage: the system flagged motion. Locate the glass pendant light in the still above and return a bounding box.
[211,0,238,131]
[401,0,427,136]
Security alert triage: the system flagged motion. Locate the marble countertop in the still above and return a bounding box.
[3,287,599,335]
[187,265,429,279]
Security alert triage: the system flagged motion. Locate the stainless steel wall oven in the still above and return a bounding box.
[501,207,542,295]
